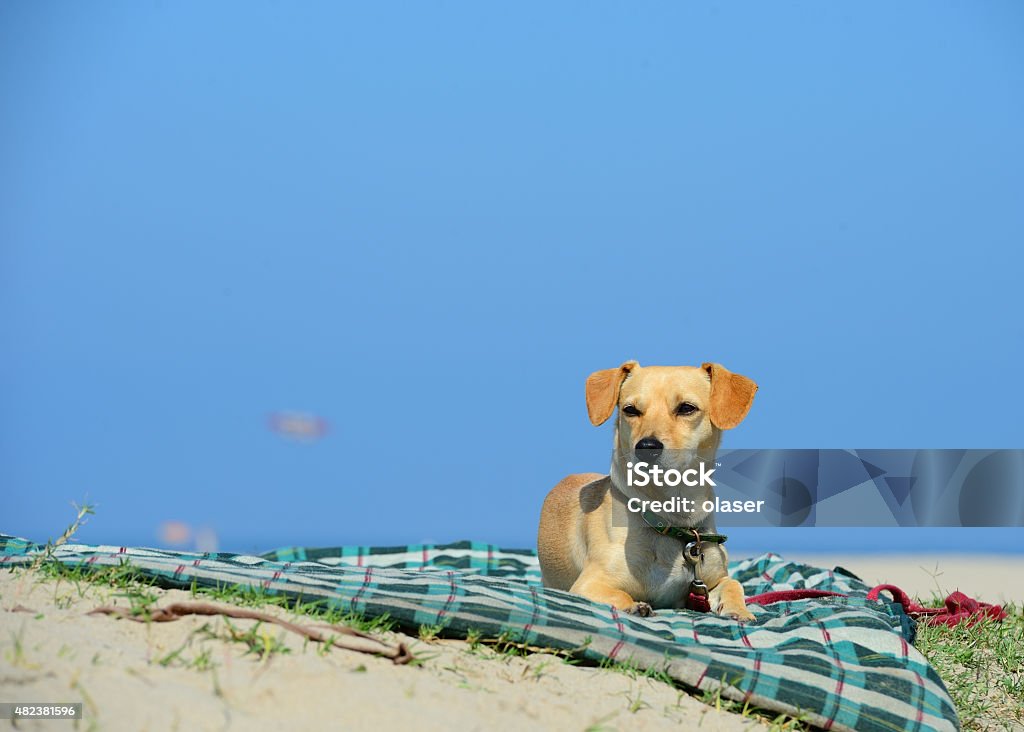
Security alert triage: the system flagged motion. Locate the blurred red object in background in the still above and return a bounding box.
[158,520,191,546]
[268,411,330,441]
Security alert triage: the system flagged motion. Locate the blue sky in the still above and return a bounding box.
[2,2,1022,553]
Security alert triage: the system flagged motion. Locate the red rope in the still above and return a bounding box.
[744,585,1007,627]
[866,584,1008,627]
[745,589,846,605]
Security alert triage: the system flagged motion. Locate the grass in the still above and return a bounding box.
[698,679,811,731]
[217,617,292,660]
[4,627,34,670]
[28,500,95,571]
[156,633,217,670]
[188,578,398,635]
[597,653,676,686]
[38,559,163,619]
[32,557,398,637]
[914,599,1024,731]
[417,622,447,643]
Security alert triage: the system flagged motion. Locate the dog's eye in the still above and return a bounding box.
[676,403,698,416]
[622,405,642,417]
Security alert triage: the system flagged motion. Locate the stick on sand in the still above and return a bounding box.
[87,601,413,664]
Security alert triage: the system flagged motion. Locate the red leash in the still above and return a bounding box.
[736,585,1006,627]
[866,584,1008,627]
[745,589,846,605]
[688,588,845,613]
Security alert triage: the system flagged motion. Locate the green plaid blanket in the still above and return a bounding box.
[0,535,957,732]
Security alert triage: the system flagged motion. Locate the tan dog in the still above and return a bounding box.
[537,361,757,619]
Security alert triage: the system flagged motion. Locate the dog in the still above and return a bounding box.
[537,361,757,620]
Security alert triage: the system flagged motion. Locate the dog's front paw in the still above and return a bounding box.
[710,579,756,622]
[623,601,654,617]
[717,604,755,622]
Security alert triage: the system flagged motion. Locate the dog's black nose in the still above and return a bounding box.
[635,437,664,458]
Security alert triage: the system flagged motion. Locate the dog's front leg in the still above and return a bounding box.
[708,577,755,621]
[569,567,653,617]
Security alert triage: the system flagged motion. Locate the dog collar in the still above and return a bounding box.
[639,511,728,544]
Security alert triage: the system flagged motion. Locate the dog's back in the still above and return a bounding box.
[537,472,606,589]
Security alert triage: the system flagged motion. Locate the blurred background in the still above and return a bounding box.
[2,2,1022,557]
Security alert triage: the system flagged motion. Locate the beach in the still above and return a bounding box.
[2,555,1020,731]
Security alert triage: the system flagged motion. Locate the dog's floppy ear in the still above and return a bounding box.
[585,361,638,426]
[702,362,758,430]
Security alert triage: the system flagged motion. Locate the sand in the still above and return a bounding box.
[2,555,1019,731]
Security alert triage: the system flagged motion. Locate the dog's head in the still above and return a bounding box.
[586,362,757,498]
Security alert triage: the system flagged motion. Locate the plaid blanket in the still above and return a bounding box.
[0,535,957,732]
